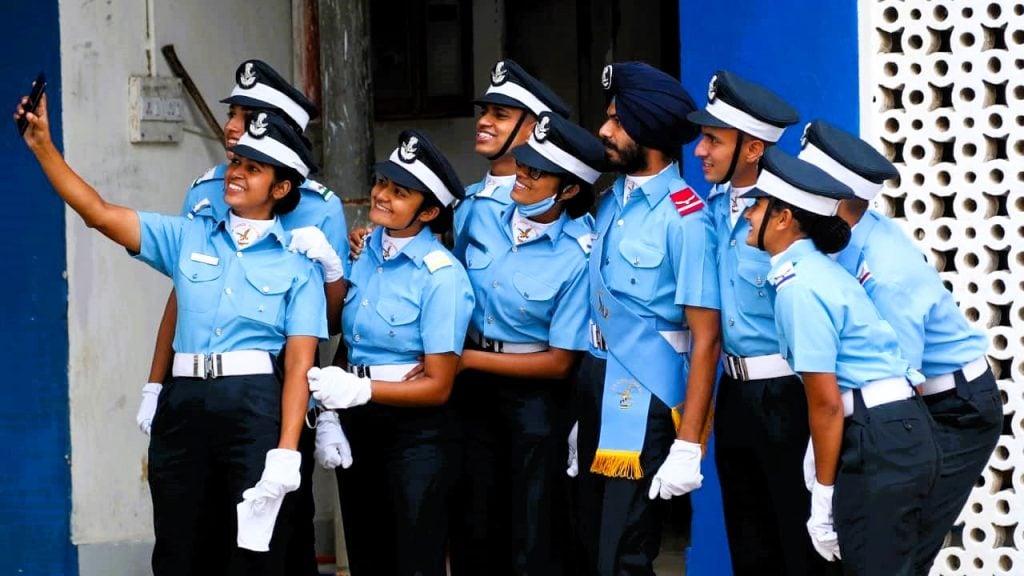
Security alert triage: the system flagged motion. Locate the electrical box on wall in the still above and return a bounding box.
[128,76,184,143]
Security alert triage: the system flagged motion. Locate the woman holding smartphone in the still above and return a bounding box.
[17,93,327,575]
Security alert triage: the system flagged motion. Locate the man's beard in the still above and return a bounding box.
[603,138,648,174]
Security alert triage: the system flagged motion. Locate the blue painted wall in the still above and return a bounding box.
[679,0,861,196]
[678,2,859,574]
[0,1,77,573]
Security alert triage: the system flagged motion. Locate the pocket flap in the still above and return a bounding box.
[464,243,493,270]
[376,298,421,326]
[618,240,665,268]
[511,272,557,301]
[244,269,292,295]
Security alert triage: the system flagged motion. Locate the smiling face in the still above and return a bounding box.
[694,125,740,184]
[475,104,534,160]
[510,161,560,206]
[368,175,438,237]
[223,105,252,159]
[223,156,287,219]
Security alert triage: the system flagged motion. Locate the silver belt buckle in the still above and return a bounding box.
[192,354,205,379]
[208,353,223,378]
[727,355,747,381]
[483,337,503,353]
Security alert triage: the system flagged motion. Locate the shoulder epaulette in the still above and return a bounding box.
[669,187,705,217]
[303,179,335,202]
[423,250,453,273]
[190,165,223,189]
[770,261,797,291]
[186,198,212,220]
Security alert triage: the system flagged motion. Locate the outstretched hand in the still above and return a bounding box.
[13,92,52,152]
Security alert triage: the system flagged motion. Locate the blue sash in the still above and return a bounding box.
[587,200,688,479]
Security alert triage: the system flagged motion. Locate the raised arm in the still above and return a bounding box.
[16,94,140,252]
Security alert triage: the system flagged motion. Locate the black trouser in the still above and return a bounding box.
[449,369,571,576]
[336,403,457,576]
[286,423,319,576]
[715,372,833,576]
[833,392,939,576]
[574,354,676,576]
[149,373,297,576]
[914,365,1002,575]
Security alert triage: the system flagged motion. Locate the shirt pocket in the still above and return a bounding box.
[464,243,493,271]
[177,256,224,313]
[375,297,422,348]
[239,268,292,326]
[736,256,774,319]
[510,272,558,328]
[616,239,665,302]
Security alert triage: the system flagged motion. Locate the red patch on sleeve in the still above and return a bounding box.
[669,187,704,216]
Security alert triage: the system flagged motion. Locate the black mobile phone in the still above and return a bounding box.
[16,72,47,136]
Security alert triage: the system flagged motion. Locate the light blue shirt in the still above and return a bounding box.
[769,239,917,390]
[136,212,327,354]
[181,163,350,275]
[453,174,515,239]
[708,183,779,357]
[460,201,592,350]
[591,165,719,353]
[836,209,988,377]
[342,226,474,366]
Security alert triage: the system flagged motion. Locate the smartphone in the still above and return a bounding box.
[16,72,47,136]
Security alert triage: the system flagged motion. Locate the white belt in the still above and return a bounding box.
[841,377,915,417]
[588,321,690,354]
[920,356,989,396]
[722,353,794,381]
[172,351,274,379]
[347,363,419,382]
[468,327,548,354]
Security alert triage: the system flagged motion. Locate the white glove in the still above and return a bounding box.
[803,439,816,492]
[236,448,302,552]
[807,480,841,562]
[307,366,372,409]
[289,226,344,282]
[648,439,703,500]
[566,421,579,478]
[314,411,353,469]
[136,383,162,436]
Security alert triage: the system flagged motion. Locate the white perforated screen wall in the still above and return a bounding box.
[865,1,1023,574]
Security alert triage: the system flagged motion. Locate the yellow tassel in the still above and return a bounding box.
[590,449,644,479]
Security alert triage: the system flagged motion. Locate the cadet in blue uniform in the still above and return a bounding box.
[570,62,721,575]
[453,59,572,241]
[798,120,1001,575]
[450,112,602,576]
[688,71,827,575]
[306,130,474,576]
[19,94,327,574]
[132,60,348,576]
[740,147,940,576]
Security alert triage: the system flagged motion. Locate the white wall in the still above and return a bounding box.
[60,0,295,547]
[61,0,504,560]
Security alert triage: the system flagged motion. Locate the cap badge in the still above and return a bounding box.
[707,74,718,102]
[399,136,419,163]
[249,112,269,137]
[491,61,507,85]
[800,122,812,149]
[601,65,613,90]
[533,115,551,142]
[239,62,257,89]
